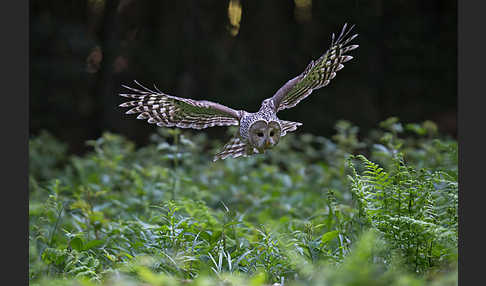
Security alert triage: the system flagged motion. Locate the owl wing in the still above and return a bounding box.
[213,136,249,161]
[119,81,241,129]
[269,23,359,112]
[280,120,303,136]
[213,136,266,161]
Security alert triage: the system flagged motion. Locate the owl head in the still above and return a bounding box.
[248,120,281,152]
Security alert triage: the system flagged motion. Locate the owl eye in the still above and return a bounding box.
[269,131,275,137]
[257,132,264,137]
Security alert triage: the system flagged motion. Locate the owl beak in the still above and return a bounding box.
[265,140,272,148]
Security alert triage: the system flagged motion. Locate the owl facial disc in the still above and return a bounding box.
[248,120,281,152]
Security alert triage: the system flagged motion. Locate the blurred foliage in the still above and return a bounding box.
[29,118,457,285]
[29,131,69,183]
[30,0,457,154]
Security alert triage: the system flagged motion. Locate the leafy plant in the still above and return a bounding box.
[29,117,457,285]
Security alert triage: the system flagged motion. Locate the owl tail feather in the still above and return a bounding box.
[213,136,251,162]
[280,120,303,136]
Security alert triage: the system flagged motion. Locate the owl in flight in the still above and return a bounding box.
[119,23,358,161]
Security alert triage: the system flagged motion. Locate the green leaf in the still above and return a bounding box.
[321,230,339,245]
[83,239,104,250]
[70,237,84,251]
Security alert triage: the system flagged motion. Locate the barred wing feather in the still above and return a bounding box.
[119,81,241,129]
[270,23,359,112]
[213,136,248,161]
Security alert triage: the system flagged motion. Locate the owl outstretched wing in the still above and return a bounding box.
[280,120,303,136]
[269,23,359,112]
[119,81,241,129]
[213,136,249,161]
[213,135,265,161]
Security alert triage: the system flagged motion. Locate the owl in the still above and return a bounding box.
[119,23,358,161]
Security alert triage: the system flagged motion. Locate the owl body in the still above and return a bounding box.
[239,100,279,140]
[237,102,284,154]
[119,23,359,161]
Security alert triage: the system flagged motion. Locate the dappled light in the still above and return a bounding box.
[294,0,312,23]
[228,0,242,36]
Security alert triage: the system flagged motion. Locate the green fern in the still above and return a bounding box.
[347,153,457,273]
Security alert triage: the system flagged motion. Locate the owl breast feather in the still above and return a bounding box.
[239,111,281,140]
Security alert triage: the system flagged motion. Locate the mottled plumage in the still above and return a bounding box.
[119,23,359,161]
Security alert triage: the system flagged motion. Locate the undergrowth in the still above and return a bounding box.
[29,118,457,285]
